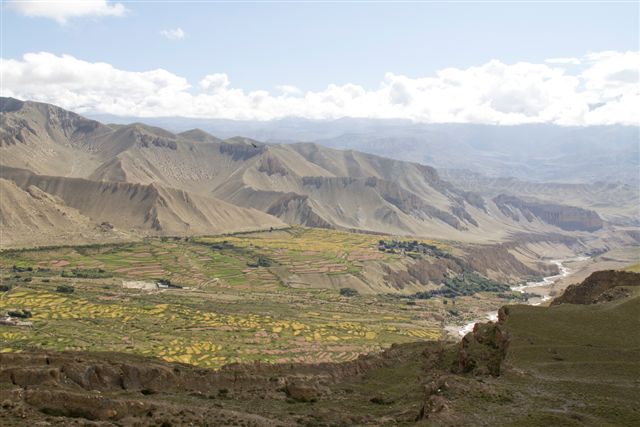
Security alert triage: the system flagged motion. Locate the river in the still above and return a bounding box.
[450,256,589,337]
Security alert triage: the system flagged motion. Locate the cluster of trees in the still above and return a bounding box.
[61,268,113,279]
[339,287,359,297]
[247,256,272,268]
[377,240,449,258]
[409,273,510,300]
[55,284,75,294]
[11,263,33,272]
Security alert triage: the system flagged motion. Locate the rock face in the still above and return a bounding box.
[284,381,327,402]
[493,194,604,231]
[0,343,435,425]
[266,192,333,228]
[454,320,509,377]
[463,243,557,279]
[551,270,640,305]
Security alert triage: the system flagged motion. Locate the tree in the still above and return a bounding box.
[257,256,272,267]
[339,287,358,297]
[56,284,75,294]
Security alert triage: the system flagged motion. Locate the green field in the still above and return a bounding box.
[624,262,640,273]
[0,227,509,369]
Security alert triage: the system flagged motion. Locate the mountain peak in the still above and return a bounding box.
[178,128,222,143]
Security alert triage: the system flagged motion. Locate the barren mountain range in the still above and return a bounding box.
[1,97,636,248]
[91,114,640,185]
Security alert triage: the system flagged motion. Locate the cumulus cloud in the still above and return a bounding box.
[160,27,186,40]
[1,51,638,125]
[199,73,230,92]
[8,0,127,24]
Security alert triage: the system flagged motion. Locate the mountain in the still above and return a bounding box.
[0,166,283,237]
[88,114,640,185]
[0,98,618,247]
[0,178,124,248]
[0,98,284,246]
[440,169,640,226]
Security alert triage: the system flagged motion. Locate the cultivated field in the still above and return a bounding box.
[0,228,467,368]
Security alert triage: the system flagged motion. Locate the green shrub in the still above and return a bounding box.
[257,256,272,267]
[33,268,52,277]
[8,309,31,318]
[61,268,112,279]
[12,262,33,272]
[55,284,75,294]
[339,287,359,297]
[248,256,272,268]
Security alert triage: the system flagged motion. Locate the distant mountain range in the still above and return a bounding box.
[1,97,636,248]
[89,114,639,185]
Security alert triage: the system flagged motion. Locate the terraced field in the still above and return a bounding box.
[198,228,385,276]
[0,228,457,368]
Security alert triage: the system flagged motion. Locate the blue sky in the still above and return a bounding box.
[4,2,638,91]
[2,1,639,124]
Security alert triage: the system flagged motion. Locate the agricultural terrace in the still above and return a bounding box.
[0,227,446,369]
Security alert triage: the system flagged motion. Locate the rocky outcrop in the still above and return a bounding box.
[551,270,640,305]
[454,320,509,377]
[284,381,328,402]
[463,243,557,279]
[219,140,266,160]
[369,178,467,229]
[258,155,289,176]
[493,194,603,232]
[0,342,434,426]
[266,192,333,228]
[406,258,464,285]
[1,97,104,148]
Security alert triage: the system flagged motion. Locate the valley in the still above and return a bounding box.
[0,227,551,368]
[0,98,638,426]
[3,2,639,424]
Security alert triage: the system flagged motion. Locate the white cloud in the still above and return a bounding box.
[199,73,229,92]
[545,57,581,65]
[276,85,302,96]
[8,0,127,24]
[160,27,186,40]
[1,51,638,125]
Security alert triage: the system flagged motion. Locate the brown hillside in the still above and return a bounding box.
[0,98,610,241]
[551,270,640,305]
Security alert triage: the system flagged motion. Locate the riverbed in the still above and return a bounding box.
[449,256,590,337]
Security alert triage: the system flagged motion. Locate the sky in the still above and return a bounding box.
[1,1,639,124]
